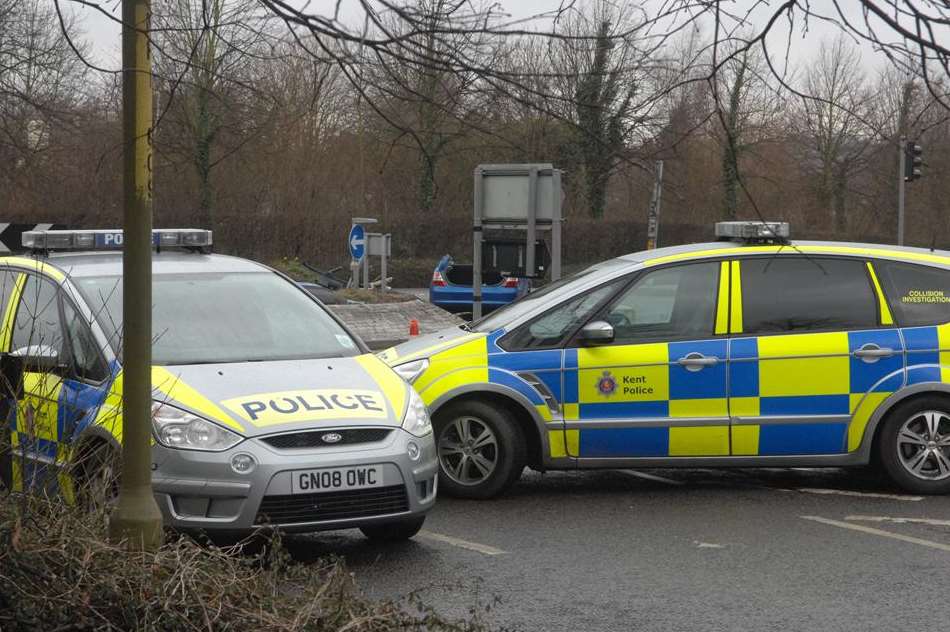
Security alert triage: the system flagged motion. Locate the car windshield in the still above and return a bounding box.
[469,258,629,333]
[75,271,360,365]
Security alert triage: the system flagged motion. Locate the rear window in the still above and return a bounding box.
[740,257,878,334]
[875,260,950,327]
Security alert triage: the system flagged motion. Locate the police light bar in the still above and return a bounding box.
[22,229,212,251]
[715,221,789,242]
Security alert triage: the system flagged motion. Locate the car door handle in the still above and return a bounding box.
[854,344,895,362]
[677,353,718,372]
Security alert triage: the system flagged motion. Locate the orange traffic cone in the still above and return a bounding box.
[409,319,420,336]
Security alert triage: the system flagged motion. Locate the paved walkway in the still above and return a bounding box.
[329,299,461,350]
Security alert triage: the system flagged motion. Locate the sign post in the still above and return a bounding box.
[367,233,391,295]
[898,136,906,246]
[472,164,563,321]
[348,222,366,289]
[645,160,664,250]
[380,239,386,295]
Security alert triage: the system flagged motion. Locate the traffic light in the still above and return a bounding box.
[904,141,923,182]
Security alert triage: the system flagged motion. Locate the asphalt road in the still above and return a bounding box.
[284,467,950,631]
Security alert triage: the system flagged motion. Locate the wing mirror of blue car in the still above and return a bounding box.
[579,321,614,345]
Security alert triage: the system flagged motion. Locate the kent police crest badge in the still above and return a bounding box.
[596,370,617,396]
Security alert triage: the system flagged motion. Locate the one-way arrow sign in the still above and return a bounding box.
[0,223,64,253]
[348,224,366,262]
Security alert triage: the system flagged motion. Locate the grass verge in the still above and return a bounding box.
[0,492,498,631]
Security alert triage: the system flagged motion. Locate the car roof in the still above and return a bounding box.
[616,240,950,266]
[474,239,950,332]
[0,251,271,279]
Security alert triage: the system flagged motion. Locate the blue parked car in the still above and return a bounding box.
[429,255,530,315]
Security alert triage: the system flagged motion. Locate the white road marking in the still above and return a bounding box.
[845,515,950,527]
[790,487,924,501]
[694,541,725,549]
[621,469,684,486]
[417,530,506,556]
[801,515,950,552]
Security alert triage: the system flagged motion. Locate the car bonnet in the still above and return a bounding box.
[378,326,485,366]
[144,353,408,437]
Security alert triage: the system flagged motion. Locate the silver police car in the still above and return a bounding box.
[0,229,437,541]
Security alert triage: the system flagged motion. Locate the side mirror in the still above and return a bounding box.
[9,345,63,373]
[578,320,614,345]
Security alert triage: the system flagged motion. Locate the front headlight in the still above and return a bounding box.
[401,388,432,437]
[152,401,243,451]
[392,359,429,384]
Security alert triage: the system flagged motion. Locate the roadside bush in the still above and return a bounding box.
[270,256,319,281]
[270,256,435,288]
[0,492,496,632]
[386,258,440,288]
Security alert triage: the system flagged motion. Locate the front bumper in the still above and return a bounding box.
[150,427,437,534]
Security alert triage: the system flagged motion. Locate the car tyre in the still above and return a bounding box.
[360,516,425,541]
[433,400,525,499]
[879,395,950,494]
[73,440,120,512]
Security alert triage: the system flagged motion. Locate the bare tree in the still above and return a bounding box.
[533,2,661,219]
[713,46,784,219]
[484,36,572,162]
[151,0,277,229]
[718,48,751,220]
[21,0,950,272]
[355,0,496,214]
[569,14,637,218]
[0,0,89,181]
[247,43,354,255]
[793,37,874,235]
[64,1,950,140]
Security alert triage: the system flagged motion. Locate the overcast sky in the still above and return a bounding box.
[72,0,895,75]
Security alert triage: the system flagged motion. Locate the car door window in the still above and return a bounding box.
[0,269,19,323]
[62,300,109,383]
[602,262,719,343]
[874,260,950,327]
[503,279,625,349]
[10,276,65,459]
[10,275,65,357]
[740,257,877,334]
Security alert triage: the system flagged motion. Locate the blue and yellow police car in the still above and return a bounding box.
[0,229,437,540]
[383,221,950,498]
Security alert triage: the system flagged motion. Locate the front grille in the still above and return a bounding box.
[261,428,392,450]
[256,485,409,525]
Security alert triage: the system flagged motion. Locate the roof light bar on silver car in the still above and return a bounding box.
[22,229,212,251]
[714,221,789,242]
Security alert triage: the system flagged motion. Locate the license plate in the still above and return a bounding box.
[291,465,384,494]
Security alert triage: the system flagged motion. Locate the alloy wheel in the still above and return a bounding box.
[896,410,950,481]
[437,416,499,486]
